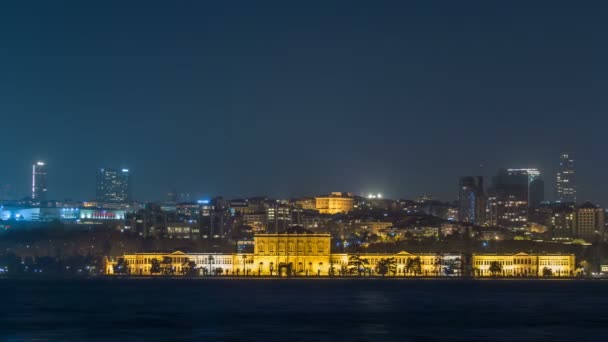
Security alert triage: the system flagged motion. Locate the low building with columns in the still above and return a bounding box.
[472,252,575,277]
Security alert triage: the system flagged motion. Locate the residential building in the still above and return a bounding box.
[551,204,575,240]
[458,176,486,225]
[573,202,605,242]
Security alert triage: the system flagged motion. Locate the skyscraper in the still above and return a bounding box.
[488,168,544,228]
[489,169,529,228]
[507,168,545,207]
[458,176,486,225]
[96,168,131,203]
[32,161,47,201]
[556,153,576,203]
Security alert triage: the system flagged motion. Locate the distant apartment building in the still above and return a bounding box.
[164,222,200,239]
[96,168,131,203]
[243,213,267,232]
[551,205,574,239]
[315,192,354,214]
[355,220,393,234]
[573,202,605,242]
[293,197,317,210]
[458,176,486,225]
[266,204,292,233]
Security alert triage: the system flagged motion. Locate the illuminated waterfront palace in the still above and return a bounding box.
[105,228,577,277]
[472,253,575,277]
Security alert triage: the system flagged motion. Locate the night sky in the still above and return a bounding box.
[1,1,607,204]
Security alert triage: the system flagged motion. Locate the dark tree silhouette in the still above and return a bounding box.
[489,261,502,276]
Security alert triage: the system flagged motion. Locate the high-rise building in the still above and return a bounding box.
[488,169,528,228]
[556,153,576,203]
[551,204,575,240]
[96,168,131,203]
[506,168,545,207]
[488,168,543,228]
[32,161,47,201]
[573,202,604,242]
[458,176,486,225]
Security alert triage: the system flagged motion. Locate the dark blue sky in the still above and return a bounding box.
[1,1,607,204]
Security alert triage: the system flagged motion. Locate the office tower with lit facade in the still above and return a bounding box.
[96,168,131,203]
[556,153,576,203]
[488,168,544,229]
[458,176,486,225]
[488,169,528,228]
[32,161,47,202]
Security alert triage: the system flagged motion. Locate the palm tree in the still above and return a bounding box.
[433,253,444,276]
[150,258,161,275]
[405,257,422,276]
[489,261,502,277]
[443,258,460,276]
[375,258,397,276]
[329,259,336,277]
[348,254,369,276]
[181,259,197,276]
[113,257,129,275]
[161,256,174,276]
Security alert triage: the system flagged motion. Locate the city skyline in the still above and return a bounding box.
[0,153,588,204]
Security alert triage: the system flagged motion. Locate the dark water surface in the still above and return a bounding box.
[0,278,607,341]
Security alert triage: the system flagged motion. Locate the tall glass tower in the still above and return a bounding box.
[556,153,576,203]
[32,161,47,201]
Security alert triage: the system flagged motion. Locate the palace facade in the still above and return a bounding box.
[104,228,577,277]
[472,252,575,277]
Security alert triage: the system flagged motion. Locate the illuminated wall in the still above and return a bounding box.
[253,228,331,276]
[472,253,575,277]
[315,194,354,214]
[80,209,126,220]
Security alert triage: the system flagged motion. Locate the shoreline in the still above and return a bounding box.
[2,275,599,281]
